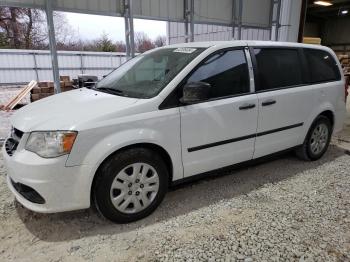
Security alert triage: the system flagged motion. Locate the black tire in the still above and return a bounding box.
[93,148,169,223]
[295,115,332,161]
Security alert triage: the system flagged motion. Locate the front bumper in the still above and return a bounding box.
[3,144,93,213]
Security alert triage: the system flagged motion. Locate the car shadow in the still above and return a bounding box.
[16,145,346,242]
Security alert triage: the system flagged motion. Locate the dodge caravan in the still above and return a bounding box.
[3,41,347,223]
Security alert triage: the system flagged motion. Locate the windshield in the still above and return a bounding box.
[95,47,205,98]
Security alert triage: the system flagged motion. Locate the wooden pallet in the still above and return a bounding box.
[2,80,37,111]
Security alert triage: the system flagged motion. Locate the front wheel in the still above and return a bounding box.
[93,148,169,223]
[296,115,332,161]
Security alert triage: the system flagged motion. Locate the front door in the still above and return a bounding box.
[180,48,259,177]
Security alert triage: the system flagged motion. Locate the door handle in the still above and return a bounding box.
[239,103,256,110]
[262,99,276,106]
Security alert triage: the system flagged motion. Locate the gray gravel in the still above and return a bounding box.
[0,145,350,261]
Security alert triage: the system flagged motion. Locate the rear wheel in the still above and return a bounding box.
[93,148,168,223]
[296,116,332,161]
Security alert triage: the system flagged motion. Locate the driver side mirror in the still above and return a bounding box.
[180,81,211,105]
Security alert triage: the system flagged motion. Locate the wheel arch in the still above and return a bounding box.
[90,142,174,203]
[318,110,334,128]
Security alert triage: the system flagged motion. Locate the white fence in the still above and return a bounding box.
[0,49,129,85]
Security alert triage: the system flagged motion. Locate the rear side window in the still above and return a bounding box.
[254,48,303,91]
[304,49,341,84]
[187,49,249,98]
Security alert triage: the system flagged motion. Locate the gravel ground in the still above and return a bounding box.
[1,94,349,261]
[0,144,349,262]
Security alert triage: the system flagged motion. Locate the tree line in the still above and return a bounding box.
[0,7,166,52]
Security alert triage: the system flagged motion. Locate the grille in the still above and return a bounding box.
[5,127,23,156]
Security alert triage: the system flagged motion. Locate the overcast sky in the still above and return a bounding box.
[64,12,167,41]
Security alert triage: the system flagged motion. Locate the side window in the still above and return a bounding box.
[304,49,341,83]
[187,49,250,99]
[254,48,303,91]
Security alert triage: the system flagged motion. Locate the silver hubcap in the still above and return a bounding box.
[110,163,159,214]
[310,123,329,155]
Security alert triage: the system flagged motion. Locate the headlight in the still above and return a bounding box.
[25,131,77,158]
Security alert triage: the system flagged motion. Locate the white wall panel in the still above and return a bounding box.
[242,0,272,27]
[0,49,128,85]
[2,0,273,27]
[37,69,53,81]
[132,0,184,21]
[278,0,302,42]
[0,0,44,8]
[167,0,301,44]
[167,22,272,44]
[35,54,52,68]
[58,55,81,68]
[55,0,122,15]
[194,0,232,24]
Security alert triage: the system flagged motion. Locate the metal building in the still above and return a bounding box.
[167,0,302,44]
[0,0,303,91]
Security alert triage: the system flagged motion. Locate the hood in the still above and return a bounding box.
[11,88,139,132]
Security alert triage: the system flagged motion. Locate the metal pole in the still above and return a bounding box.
[190,0,194,42]
[45,0,61,93]
[129,0,135,57]
[124,15,130,58]
[166,21,171,45]
[238,0,243,40]
[268,0,274,40]
[275,0,282,41]
[32,52,39,82]
[80,54,84,74]
[297,0,308,43]
[232,0,236,39]
[184,0,189,43]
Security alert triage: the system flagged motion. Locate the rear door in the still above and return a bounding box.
[180,48,259,177]
[251,47,317,158]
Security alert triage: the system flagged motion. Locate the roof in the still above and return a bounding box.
[165,40,332,52]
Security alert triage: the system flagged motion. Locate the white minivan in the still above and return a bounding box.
[3,41,347,223]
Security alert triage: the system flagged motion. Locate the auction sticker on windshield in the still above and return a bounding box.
[173,48,197,54]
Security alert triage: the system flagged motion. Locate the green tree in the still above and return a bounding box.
[95,33,116,52]
[0,31,9,48]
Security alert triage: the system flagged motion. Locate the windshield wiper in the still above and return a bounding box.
[96,87,125,96]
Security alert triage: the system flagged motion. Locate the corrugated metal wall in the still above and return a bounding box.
[0,49,128,85]
[278,0,302,42]
[167,22,271,44]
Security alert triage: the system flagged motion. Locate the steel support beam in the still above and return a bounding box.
[184,0,189,43]
[268,0,274,40]
[124,15,131,57]
[231,0,236,39]
[184,0,194,42]
[32,52,39,82]
[270,0,282,41]
[124,0,135,58]
[275,0,282,41]
[129,0,135,57]
[238,0,243,40]
[297,0,308,43]
[189,0,194,42]
[45,0,61,93]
